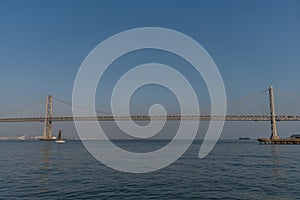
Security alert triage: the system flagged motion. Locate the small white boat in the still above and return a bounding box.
[56,128,65,144]
[56,140,65,144]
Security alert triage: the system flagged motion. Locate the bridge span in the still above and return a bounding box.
[0,86,299,140]
[1,115,300,122]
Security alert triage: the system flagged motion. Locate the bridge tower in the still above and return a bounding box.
[269,86,279,139]
[42,95,53,140]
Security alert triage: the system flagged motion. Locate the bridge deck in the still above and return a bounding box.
[1,115,300,122]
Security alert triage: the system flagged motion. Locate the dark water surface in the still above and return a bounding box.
[1,140,300,199]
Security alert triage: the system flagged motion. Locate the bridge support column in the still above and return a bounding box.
[269,86,279,139]
[42,95,53,140]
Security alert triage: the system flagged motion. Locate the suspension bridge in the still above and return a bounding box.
[1,86,300,142]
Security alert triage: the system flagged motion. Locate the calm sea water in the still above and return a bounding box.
[1,140,300,199]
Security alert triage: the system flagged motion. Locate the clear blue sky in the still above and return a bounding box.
[0,0,300,138]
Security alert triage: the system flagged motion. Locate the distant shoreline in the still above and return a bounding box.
[0,138,254,141]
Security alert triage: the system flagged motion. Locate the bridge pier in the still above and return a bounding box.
[40,95,54,140]
[269,86,279,139]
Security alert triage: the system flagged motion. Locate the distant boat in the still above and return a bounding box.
[17,135,27,140]
[56,129,65,144]
[290,134,300,139]
[238,137,251,140]
[56,140,65,144]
